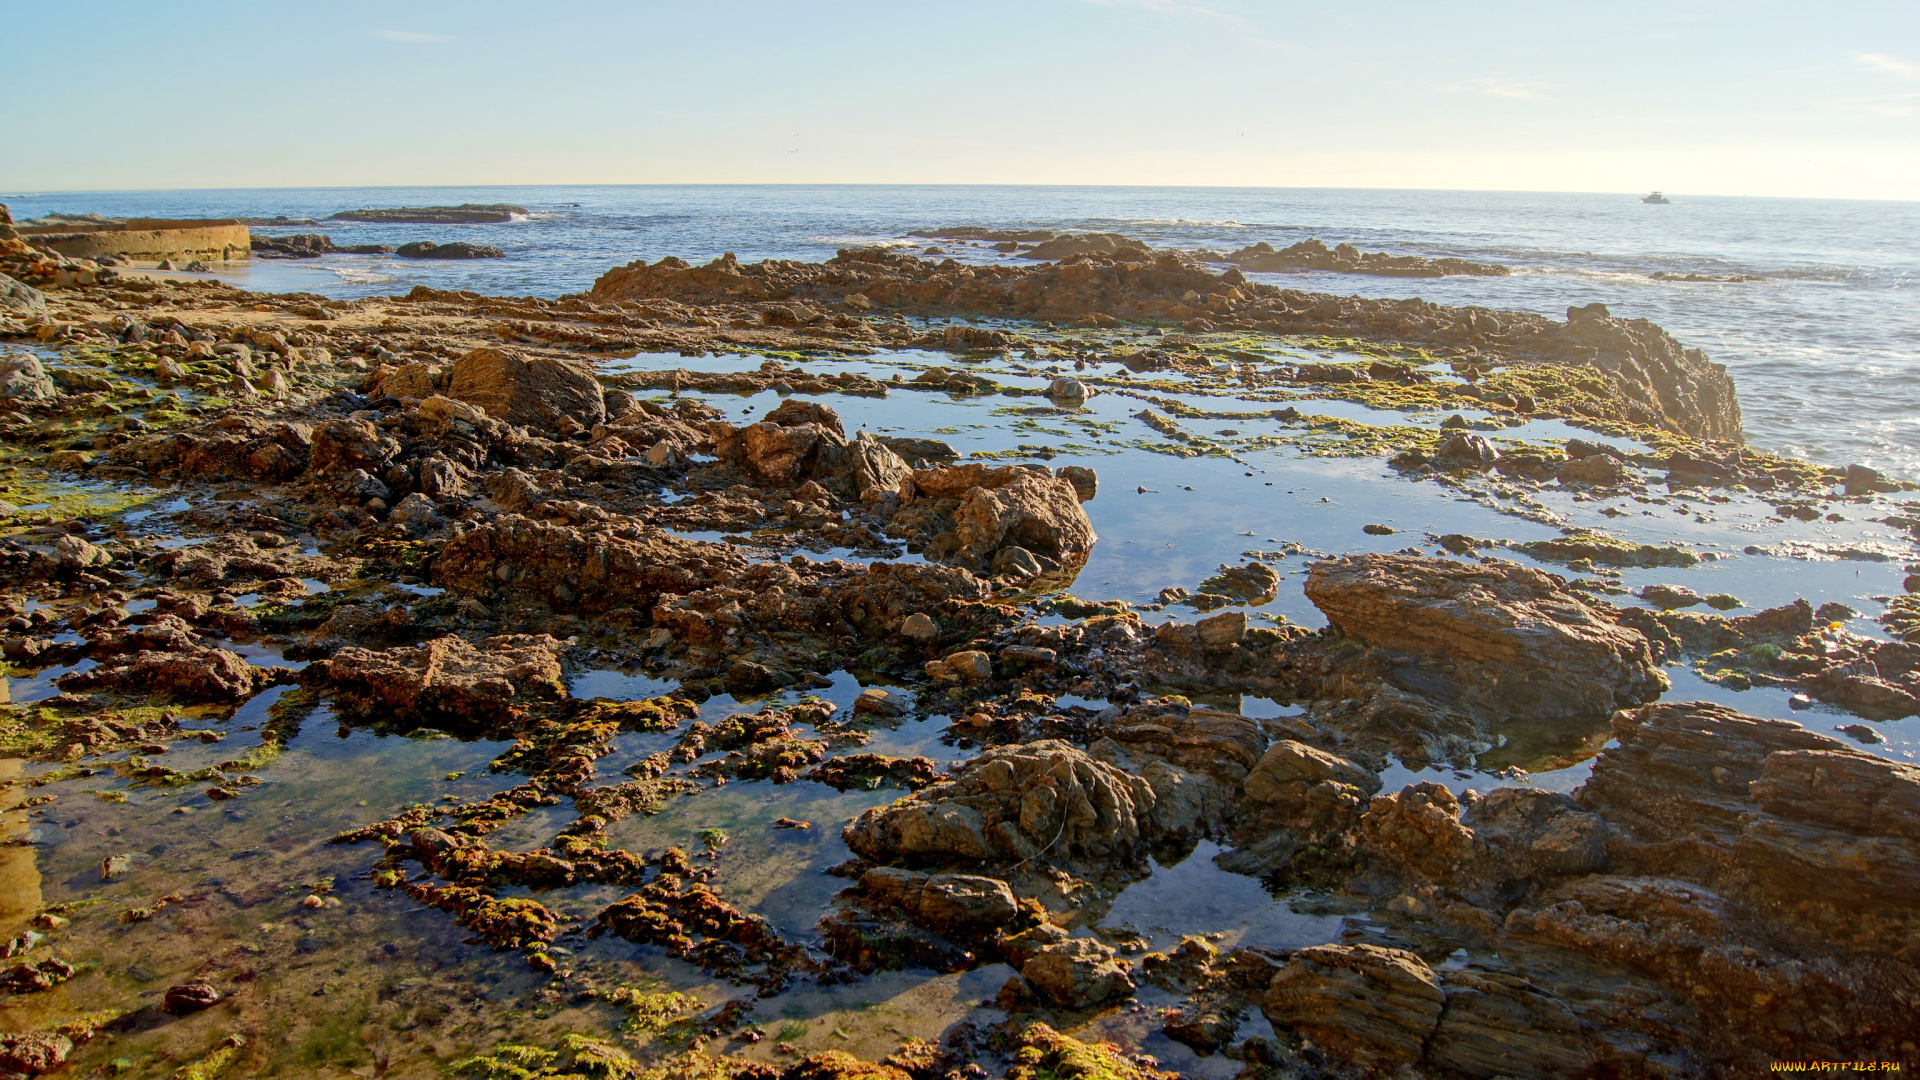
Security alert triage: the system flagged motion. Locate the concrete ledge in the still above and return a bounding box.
[17,218,251,261]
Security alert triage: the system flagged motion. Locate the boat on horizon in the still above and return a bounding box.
[1643,191,1673,204]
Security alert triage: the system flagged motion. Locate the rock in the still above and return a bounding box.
[163,982,221,1015]
[1263,943,1445,1066]
[309,634,568,727]
[989,545,1049,578]
[1427,970,1594,1078]
[1194,610,1246,648]
[395,241,505,259]
[1640,583,1704,609]
[1465,787,1609,878]
[1095,700,1266,783]
[948,470,1096,565]
[59,643,263,703]
[859,867,1022,934]
[50,534,111,569]
[1046,377,1088,405]
[999,644,1057,666]
[1361,782,1478,879]
[1844,463,1895,496]
[446,346,606,431]
[0,273,45,313]
[899,612,937,640]
[1021,937,1135,1008]
[843,740,1162,871]
[0,354,57,400]
[879,436,960,463]
[100,853,132,880]
[1243,740,1380,828]
[329,204,526,223]
[943,650,992,683]
[1021,232,1140,261]
[853,687,909,718]
[1434,432,1500,469]
[0,1032,72,1076]
[434,518,747,615]
[389,492,441,530]
[1304,554,1666,722]
[1055,464,1097,502]
[1578,700,1920,946]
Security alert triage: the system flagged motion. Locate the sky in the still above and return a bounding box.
[6,0,1918,200]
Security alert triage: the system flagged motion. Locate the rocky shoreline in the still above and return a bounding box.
[0,205,1914,1079]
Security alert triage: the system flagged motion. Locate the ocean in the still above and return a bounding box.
[6,184,1917,477]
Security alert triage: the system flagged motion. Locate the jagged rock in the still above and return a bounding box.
[857,867,1022,933]
[715,401,908,492]
[1242,740,1380,831]
[0,354,57,400]
[1094,700,1265,783]
[1263,943,1445,1066]
[1640,583,1705,609]
[446,346,606,431]
[1434,432,1500,468]
[112,416,313,482]
[433,517,747,613]
[1305,554,1666,721]
[1360,781,1477,879]
[307,418,400,475]
[1579,700,1920,951]
[1020,937,1136,1008]
[0,273,45,313]
[1465,787,1609,879]
[946,469,1095,565]
[1427,969,1594,1078]
[1056,464,1097,502]
[842,740,1161,871]
[0,1032,72,1076]
[309,634,567,727]
[58,642,263,703]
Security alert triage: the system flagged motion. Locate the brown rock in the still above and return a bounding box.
[1263,943,1445,1066]
[446,346,606,431]
[163,982,221,1015]
[1305,554,1666,720]
[843,740,1161,871]
[1360,781,1477,879]
[0,1032,72,1076]
[1020,937,1135,1008]
[310,634,567,727]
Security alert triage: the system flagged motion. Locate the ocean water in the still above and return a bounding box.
[7,184,1917,476]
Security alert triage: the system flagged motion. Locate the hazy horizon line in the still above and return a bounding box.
[5,181,1917,206]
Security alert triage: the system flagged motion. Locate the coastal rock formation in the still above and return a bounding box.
[396,240,505,259]
[1225,238,1510,278]
[250,234,393,258]
[1577,700,1920,952]
[433,517,747,613]
[1262,944,1444,1066]
[329,204,526,223]
[0,272,43,313]
[587,248,1741,439]
[843,740,1164,872]
[308,633,568,727]
[1304,553,1667,721]
[445,346,605,430]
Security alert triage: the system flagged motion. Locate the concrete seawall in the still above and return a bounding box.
[17,218,250,261]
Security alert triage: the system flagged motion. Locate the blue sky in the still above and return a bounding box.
[7,0,1917,198]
